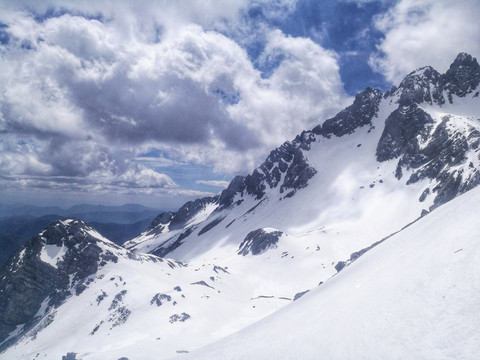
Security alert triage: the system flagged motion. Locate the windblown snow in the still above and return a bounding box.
[182,185,480,360]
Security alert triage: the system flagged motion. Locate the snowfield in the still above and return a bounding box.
[181,185,480,360]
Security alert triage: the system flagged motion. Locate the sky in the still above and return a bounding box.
[0,0,479,210]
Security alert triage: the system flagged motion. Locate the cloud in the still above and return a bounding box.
[196,180,230,189]
[0,1,349,205]
[370,0,480,83]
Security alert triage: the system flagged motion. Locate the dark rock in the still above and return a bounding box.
[238,228,283,256]
[62,352,77,360]
[151,227,194,258]
[419,188,430,202]
[293,290,310,301]
[109,290,127,311]
[169,197,219,231]
[0,220,123,347]
[376,104,434,162]
[395,66,442,106]
[335,261,347,272]
[90,321,103,335]
[376,53,480,208]
[144,196,219,237]
[217,175,247,208]
[213,265,229,274]
[151,293,172,306]
[109,306,131,328]
[169,313,190,323]
[198,216,225,236]
[217,129,318,209]
[190,281,215,290]
[320,87,382,137]
[279,147,317,197]
[441,52,480,100]
[146,211,173,232]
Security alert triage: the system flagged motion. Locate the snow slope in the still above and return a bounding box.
[181,185,480,360]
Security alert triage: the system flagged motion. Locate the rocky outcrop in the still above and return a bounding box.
[441,52,480,101]
[217,132,318,207]
[146,196,219,236]
[238,228,284,256]
[0,220,122,348]
[377,53,480,208]
[385,53,480,106]
[376,104,434,163]
[315,87,383,137]
[391,66,442,106]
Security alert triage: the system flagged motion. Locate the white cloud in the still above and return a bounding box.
[114,168,177,189]
[0,1,349,205]
[196,180,230,189]
[370,0,480,83]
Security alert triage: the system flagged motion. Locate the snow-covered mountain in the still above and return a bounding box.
[181,183,480,360]
[0,53,479,360]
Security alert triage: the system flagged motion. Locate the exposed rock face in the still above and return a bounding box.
[151,293,172,307]
[238,228,284,256]
[150,227,194,258]
[376,104,434,163]
[316,87,383,137]
[377,53,480,208]
[217,132,318,207]
[441,52,480,100]
[396,66,442,106]
[147,196,219,235]
[0,220,121,347]
[386,53,480,105]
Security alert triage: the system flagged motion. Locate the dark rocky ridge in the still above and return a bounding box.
[217,131,319,207]
[0,220,122,348]
[142,85,387,249]
[217,86,385,208]
[377,53,480,208]
[385,52,480,106]
[314,87,383,137]
[376,104,434,163]
[147,196,219,234]
[143,53,480,259]
[441,52,480,100]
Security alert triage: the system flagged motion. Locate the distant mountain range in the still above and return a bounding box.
[1,53,479,359]
[0,203,162,220]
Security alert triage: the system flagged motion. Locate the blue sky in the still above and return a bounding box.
[0,0,479,209]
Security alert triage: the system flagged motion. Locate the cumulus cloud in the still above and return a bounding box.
[370,0,480,83]
[0,0,350,205]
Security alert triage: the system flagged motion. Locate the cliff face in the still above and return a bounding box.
[0,220,121,347]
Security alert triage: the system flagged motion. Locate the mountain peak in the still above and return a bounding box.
[442,52,480,98]
[394,65,442,106]
[452,52,478,66]
[0,219,122,346]
[317,87,382,137]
